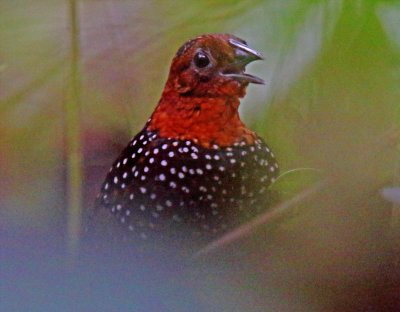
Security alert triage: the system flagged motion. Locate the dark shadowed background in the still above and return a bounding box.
[1,1,400,311]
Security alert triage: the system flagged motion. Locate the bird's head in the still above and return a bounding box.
[163,34,264,98]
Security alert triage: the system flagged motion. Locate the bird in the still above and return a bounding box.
[90,34,279,252]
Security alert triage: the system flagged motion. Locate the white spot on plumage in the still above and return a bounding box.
[191,153,198,159]
[113,177,118,184]
[137,148,143,154]
[165,200,172,207]
[168,151,174,157]
[169,181,177,188]
[212,154,221,161]
[140,187,147,194]
[159,173,166,181]
[161,160,168,166]
[162,143,168,150]
[170,167,176,174]
[196,168,203,175]
[205,164,212,170]
[153,148,159,155]
[181,186,189,193]
[178,172,185,179]
[205,154,211,160]
[149,158,155,164]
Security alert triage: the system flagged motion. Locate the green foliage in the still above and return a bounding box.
[1,0,399,235]
[1,0,400,310]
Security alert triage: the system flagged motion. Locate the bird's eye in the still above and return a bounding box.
[193,51,210,68]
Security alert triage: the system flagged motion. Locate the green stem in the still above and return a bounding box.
[66,0,82,260]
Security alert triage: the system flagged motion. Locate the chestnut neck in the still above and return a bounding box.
[147,90,256,148]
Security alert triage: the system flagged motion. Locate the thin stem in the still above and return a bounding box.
[271,167,322,186]
[194,179,329,258]
[66,0,82,261]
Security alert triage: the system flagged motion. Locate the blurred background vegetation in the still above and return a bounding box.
[1,0,400,311]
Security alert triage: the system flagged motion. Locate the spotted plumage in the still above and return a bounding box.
[96,126,278,243]
[91,34,279,250]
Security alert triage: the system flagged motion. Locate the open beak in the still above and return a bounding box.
[221,39,265,85]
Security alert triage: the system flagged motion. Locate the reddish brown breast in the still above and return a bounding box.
[147,94,256,148]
